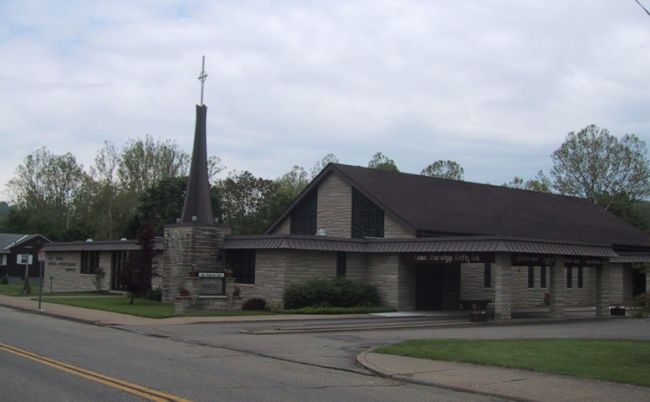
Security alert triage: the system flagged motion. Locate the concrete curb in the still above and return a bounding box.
[357,348,534,402]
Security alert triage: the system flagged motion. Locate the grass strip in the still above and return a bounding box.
[375,338,650,387]
[39,296,175,319]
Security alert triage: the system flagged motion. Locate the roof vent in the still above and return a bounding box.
[316,228,327,236]
[120,238,127,242]
[85,238,93,242]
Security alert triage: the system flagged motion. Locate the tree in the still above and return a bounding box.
[421,160,464,180]
[368,152,399,172]
[259,166,310,229]
[551,125,650,211]
[6,147,85,239]
[117,134,190,193]
[310,153,339,178]
[504,171,551,193]
[219,170,277,234]
[121,223,155,304]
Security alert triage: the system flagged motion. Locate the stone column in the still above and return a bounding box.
[493,253,512,320]
[596,262,625,316]
[162,223,230,303]
[549,256,565,318]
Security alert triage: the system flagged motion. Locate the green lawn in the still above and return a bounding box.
[375,339,650,387]
[0,283,41,296]
[40,296,175,319]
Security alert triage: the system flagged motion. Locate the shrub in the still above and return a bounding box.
[242,298,267,311]
[0,276,8,285]
[633,293,650,318]
[284,278,381,309]
[92,268,106,292]
[148,288,162,301]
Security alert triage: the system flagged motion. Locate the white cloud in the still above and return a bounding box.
[1,0,650,201]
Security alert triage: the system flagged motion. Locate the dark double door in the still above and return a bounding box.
[415,263,461,310]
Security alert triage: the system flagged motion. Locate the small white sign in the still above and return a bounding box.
[198,272,224,278]
[17,254,33,265]
[38,250,46,262]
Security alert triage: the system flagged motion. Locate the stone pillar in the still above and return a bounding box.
[548,256,565,318]
[493,253,512,320]
[646,267,650,294]
[162,223,231,303]
[596,262,625,316]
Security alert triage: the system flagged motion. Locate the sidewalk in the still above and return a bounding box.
[0,294,370,326]
[358,351,650,402]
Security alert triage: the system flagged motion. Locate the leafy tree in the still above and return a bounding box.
[117,134,190,193]
[551,125,650,211]
[368,152,399,172]
[310,153,339,178]
[258,166,310,230]
[421,160,464,180]
[219,170,277,234]
[6,148,85,239]
[121,223,155,304]
[504,171,552,192]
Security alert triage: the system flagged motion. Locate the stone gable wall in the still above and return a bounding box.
[316,173,352,237]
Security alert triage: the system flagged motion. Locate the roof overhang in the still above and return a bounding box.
[42,239,165,252]
[609,252,650,263]
[222,235,617,257]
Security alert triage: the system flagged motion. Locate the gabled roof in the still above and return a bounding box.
[0,233,50,253]
[266,163,650,248]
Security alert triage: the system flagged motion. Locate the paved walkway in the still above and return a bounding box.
[358,351,650,402]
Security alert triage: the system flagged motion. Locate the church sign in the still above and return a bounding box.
[409,253,494,264]
[197,272,225,296]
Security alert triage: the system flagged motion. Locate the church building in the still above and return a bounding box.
[222,163,650,318]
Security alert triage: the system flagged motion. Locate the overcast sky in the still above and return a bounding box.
[1,1,650,202]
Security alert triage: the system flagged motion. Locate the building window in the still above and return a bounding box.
[227,250,256,284]
[352,189,384,238]
[527,266,535,288]
[0,255,6,266]
[336,252,347,278]
[540,266,547,288]
[80,251,100,274]
[577,266,583,288]
[566,267,573,288]
[484,262,491,288]
[290,190,317,235]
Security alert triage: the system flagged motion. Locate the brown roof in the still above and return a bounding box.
[267,164,650,248]
[223,234,617,257]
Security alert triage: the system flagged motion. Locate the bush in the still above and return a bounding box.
[0,276,8,285]
[147,288,162,301]
[633,293,650,318]
[242,298,267,311]
[284,278,381,309]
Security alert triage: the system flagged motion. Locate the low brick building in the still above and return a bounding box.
[42,239,165,293]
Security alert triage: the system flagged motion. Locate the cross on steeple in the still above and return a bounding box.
[198,55,208,105]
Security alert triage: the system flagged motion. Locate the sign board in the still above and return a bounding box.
[511,254,555,266]
[564,257,603,267]
[409,253,494,264]
[38,250,46,262]
[197,272,225,296]
[198,272,224,278]
[16,254,33,265]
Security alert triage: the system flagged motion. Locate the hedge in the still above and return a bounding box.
[284,278,381,309]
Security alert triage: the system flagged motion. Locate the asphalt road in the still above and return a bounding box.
[120,316,650,374]
[0,307,501,402]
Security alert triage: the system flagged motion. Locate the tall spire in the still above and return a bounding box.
[180,56,214,224]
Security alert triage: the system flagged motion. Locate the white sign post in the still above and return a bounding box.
[16,254,33,295]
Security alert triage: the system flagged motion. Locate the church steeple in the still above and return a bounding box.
[180,56,214,224]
